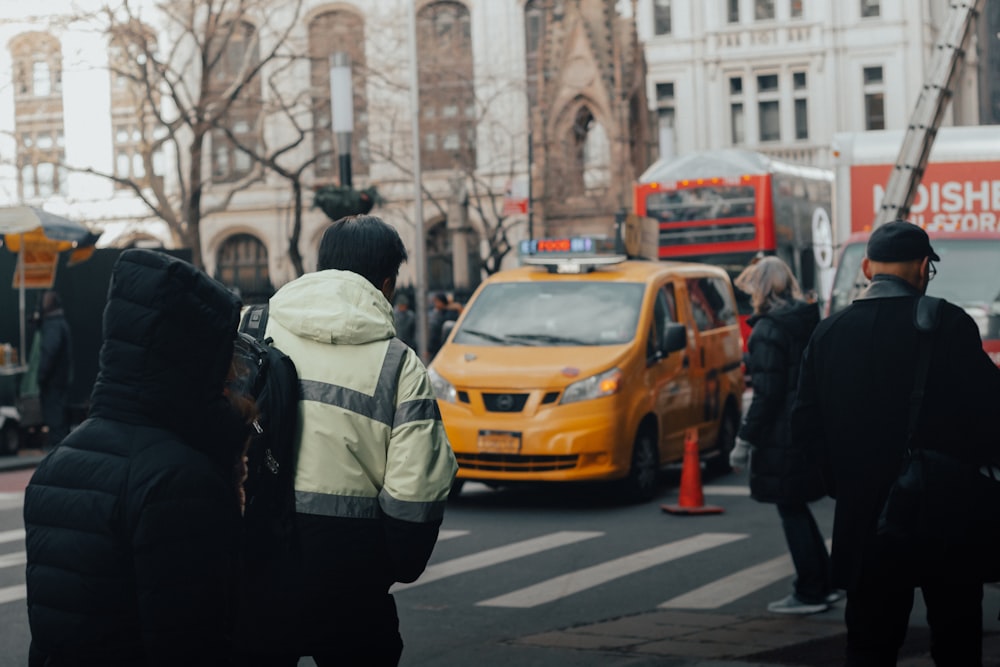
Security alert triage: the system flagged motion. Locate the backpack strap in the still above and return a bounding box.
[240,304,270,342]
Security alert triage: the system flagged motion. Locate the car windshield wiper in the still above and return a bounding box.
[458,328,516,345]
[505,333,591,346]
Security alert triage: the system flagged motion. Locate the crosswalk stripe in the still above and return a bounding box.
[393,530,603,593]
[0,494,23,511]
[476,532,748,608]
[702,485,750,496]
[659,539,831,609]
[659,552,793,609]
[0,584,25,605]
[0,551,25,569]
[0,529,24,545]
[438,529,469,541]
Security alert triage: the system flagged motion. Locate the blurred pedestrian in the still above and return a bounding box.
[24,249,252,666]
[732,256,834,615]
[245,214,457,666]
[427,291,462,359]
[393,293,416,349]
[792,221,1000,664]
[36,290,73,449]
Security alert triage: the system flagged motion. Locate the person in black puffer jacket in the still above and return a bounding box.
[23,249,251,667]
[731,256,834,616]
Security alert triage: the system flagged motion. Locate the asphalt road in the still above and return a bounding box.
[1,460,998,666]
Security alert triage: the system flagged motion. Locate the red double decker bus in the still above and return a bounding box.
[633,149,834,341]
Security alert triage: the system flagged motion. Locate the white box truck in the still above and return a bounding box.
[827,125,1000,366]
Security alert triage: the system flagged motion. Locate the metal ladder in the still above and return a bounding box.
[872,0,985,229]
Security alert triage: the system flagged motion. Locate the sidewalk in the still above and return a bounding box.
[512,607,1000,666]
[0,449,46,473]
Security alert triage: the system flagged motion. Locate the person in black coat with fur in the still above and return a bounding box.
[23,249,251,667]
[792,221,1000,665]
[731,256,833,616]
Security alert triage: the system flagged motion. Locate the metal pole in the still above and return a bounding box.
[408,1,429,362]
[17,238,25,365]
[330,52,354,189]
[527,130,533,243]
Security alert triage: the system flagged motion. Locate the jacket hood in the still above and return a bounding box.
[268,269,395,345]
[89,249,242,446]
[749,299,819,340]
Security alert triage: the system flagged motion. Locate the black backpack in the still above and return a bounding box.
[232,304,301,646]
[235,304,300,552]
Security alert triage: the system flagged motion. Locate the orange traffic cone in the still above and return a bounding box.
[661,428,724,515]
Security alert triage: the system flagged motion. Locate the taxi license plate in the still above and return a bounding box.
[477,430,521,454]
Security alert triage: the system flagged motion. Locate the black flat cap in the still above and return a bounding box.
[866,220,940,262]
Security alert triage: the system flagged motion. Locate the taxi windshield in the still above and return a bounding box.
[453,281,646,346]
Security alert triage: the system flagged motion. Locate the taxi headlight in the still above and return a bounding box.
[561,367,622,404]
[428,367,457,403]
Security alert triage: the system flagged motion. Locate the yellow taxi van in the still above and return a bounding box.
[428,236,745,502]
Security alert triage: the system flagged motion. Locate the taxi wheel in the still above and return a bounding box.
[623,431,658,503]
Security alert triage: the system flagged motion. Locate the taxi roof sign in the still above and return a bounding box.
[518,235,627,273]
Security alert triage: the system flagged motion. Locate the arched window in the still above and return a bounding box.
[9,32,67,200]
[209,21,262,183]
[557,103,610,197]
[308,9,369,181]
[417,1,476,171]
[216,234,273,303]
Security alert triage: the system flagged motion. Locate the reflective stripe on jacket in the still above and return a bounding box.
[266,269,457,525]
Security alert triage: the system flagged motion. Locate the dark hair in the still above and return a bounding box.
[42,290,61,313]
[317,215,408,289]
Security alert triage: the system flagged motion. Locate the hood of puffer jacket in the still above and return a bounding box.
[88,249,243,446]
[748,299,819,341]
[268,269,395,346]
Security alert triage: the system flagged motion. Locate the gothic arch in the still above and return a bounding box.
[549,96,612,197]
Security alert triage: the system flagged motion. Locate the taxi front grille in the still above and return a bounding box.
[455,453,579,472]
[481,393,529,412]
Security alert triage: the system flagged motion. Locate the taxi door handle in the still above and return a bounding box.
[682,353,689,368]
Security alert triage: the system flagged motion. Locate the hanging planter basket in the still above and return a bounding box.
[314,185,383,222]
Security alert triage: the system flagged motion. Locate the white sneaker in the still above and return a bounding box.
[767,594,829,615]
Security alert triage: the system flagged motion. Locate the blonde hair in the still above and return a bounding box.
[734,256,802,315]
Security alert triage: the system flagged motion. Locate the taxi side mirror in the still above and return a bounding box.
[662,322,687,355]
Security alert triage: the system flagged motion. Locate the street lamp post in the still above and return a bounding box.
[408,1,429,361]
[329,52,354,188]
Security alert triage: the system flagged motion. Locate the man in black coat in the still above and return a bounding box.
[23,249,250,666]
[37,290,73,448]
[792,221,1000,665]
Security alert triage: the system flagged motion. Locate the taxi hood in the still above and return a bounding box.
[431,343,633,389]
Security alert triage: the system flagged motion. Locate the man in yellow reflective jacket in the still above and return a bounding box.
[255,215,458,666]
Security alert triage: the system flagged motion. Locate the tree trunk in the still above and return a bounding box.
[289,180,304,277]
[187,137,205,270]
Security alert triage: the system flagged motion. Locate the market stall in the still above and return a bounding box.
[0,206,100,452]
